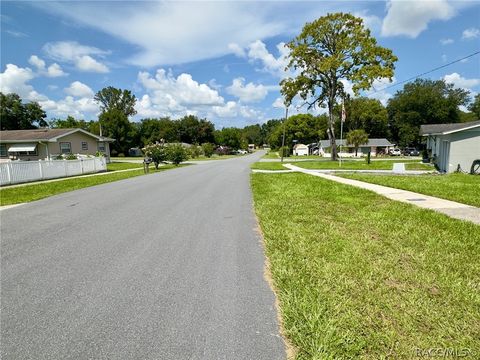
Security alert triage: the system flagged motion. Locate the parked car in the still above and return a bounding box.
[236,149,248,155]
[403,147,420,156]
[389,148,402,156]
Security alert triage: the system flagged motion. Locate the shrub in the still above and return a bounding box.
[143,143,168,169]
[189,145,202,158]
[166,143,189,165]
[278,146,290,158]
[202,143,215,158]
[65,153,77,160]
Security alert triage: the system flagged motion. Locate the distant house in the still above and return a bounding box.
[420,120,480,173]
[318,138,394,156]
[293,143,309,156]
[0,128,114,162]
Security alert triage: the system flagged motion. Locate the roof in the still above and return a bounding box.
[293,143,308,149]
[319,138,394,148]
[419,120,480,136]
[0,128,114,143]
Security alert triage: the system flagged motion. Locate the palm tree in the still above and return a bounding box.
[346,129,369,156]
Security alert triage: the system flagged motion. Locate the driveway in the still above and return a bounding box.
[1,151,285,359]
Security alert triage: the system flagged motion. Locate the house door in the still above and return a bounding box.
[439,140,450,172]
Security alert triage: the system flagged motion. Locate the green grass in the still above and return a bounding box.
[0,164,186,206]
[291,159,433,171]
[107,162,144,171]
[189,154,245,161]
[251,173,479,359]
[251,162,289,171]
[262,152,280,159]
[338,173,480,208]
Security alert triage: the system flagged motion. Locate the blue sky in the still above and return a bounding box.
[1,0,479,128]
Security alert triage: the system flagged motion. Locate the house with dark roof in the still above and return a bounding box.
[0,128,114,162]
[318,138,395,156]
[420,120,480,173]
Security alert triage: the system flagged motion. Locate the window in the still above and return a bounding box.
[60,142,71,154]
[0,144,6,157]
[81,141,88,151]
[98,142,105,152]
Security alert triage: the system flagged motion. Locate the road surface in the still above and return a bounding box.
[1,152,285,360]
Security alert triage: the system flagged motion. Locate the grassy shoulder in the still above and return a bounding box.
[252,172,479,359]
[0,164,187,206]
[338,172,480,207]
[107,162,144,171]
[251,162,289,171]
[291,159,433,170]
[262,152,280,159]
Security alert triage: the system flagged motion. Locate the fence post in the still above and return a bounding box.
[64,160,68,177]
[6,162,12,185]
[39,160,44,179]
[80,159,84,174]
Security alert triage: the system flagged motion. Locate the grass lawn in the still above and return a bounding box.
[0,164,186,206]
[292,159,433,171]
[107,162,144,171]
[251,162,289,171]
[262,152,280,159]
[252,172,479,359]
[338,173,480,208]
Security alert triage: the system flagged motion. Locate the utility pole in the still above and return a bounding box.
[280,106,289,163]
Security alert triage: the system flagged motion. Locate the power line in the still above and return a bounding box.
[369,50,480,95]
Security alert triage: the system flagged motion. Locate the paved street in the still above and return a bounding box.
[1,151,285,360]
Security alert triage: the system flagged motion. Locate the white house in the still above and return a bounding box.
[420,120,480,173]
[293,143,309,156]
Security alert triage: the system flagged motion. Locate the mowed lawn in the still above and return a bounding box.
[0,164,184,206]
[251,162,289,171]
[251,173,479,359]
[339,173,480,208]
[292,159,433,171]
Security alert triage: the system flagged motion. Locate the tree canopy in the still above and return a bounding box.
[281,12,397,160]
[94,86,137,117]
[0,92,47,130]
[387,79,470,147]
[346,129,369,156]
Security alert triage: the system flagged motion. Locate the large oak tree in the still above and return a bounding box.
[281,13,397,160]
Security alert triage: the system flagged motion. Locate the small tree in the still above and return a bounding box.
[143,144,167,169]
[202,143,215,158]
[166,144,189,165]
[346,129,369,156]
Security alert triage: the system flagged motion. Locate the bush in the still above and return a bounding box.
[65,153,77,160]
[189,145,202,158]
[278,146,290,158]
[215,146,232,156]
[202,143,215,158]
[143,143,168,169]
[166,143,189,165]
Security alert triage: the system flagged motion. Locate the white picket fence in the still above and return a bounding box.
[0,157,107,186]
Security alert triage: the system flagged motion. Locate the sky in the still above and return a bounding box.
[1,0,479,128]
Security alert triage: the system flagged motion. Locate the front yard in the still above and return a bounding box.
[338,173,480,207]
[252,172,479,359]
[291,159,433,171]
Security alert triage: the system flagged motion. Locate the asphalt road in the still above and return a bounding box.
[1,152,285,360]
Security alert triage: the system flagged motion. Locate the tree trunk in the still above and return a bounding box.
[328,103,337,161]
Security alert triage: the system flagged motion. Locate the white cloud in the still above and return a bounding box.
[39,2,286,67]
[40,96,99,119]
[353,11,382,32]
[442,54,448,62]
[28,55,66,77]
[226,78,269,103]
[247,40,290,77]
[228,43,246,58]
[43,41,109,73]
[444,73,480,91]
[0,64,36,100]
[272,97,286,109]
[212,101,260,119]
[75,55,109,73]
[381,0,455,38]
[365,77,396,106]
[64,81,94,98]
[440,38,454,45]
[462,27,480,39]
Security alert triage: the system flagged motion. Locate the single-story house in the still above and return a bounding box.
[293,143,309,156]
[318,138,395,156]
[0,128,114,162]
[420,120,480,173]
